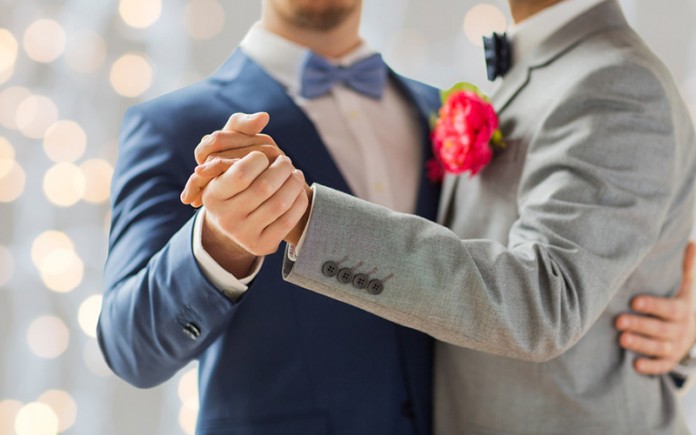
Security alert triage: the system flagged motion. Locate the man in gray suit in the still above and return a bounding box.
[186,0,696,432]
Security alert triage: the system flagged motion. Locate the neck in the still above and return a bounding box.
[509,0,564,23]
[261,5,362,59]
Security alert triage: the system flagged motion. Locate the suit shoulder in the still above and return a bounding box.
[396,75,441,112]
[124,79,222,124]
[570,27,677,98]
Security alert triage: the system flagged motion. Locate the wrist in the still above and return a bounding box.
[202,212,256,275]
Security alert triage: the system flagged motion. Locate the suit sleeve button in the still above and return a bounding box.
[367,279,384,295]
[322,261,340,277]
[337,268,354,284]
[183,323,201,340]
[352,273,370,290]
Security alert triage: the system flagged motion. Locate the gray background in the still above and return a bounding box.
[0,0,694,434]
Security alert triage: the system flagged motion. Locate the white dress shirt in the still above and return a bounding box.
[193,24,422,299]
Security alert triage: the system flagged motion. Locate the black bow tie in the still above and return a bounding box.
[483,32,512,81]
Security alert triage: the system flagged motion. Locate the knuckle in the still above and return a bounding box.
[249,150,270,165]
[255,178,276,198]
[231,165,253,186]
[659,341,671,356]
[257,134,276,145]
[270,196,291,215]
[655,322,668,337]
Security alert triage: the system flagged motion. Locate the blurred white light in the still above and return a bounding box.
[83,339,112,377]
[78,295,102,338]
[110,53,153,98]
[80,159,113,203]
[119,0,162,29]
[65,31,107,74]
[38,390,77,433]
[179,400,198,435]
[0,28,18,72]
[0,160,26,203]
[15,402,59,435]
[463,4,507,47]
[31,231,75,268]
[27,316,70,359]
[0,64,12,85]
[0,136,15,177]
[178,367,199,403]
[0,28,17,84]
[39,248,84,293]
[16,95,60,139]
[0,245,14,287]
[43,162,87,207]
[0,400,23,435]
[183,0,226,40]
[23,19,66,63]
[0,86,31,130]
[43,120,87,163]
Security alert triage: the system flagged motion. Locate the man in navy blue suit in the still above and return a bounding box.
[100,0,695,433]
[99,1,440,434]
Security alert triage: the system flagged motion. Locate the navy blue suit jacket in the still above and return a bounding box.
[98,50,442,435]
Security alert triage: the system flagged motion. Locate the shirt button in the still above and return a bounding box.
[348,110,360,120]
[183,323,201,340]
[367,279,384,295]
[352,273,370,290]
[337,268,354,284]
[322,261,340,277]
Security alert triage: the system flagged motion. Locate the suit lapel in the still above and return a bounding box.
[494,0,628,114]
[211,50,352,194]
[441,0,629,225]
[390,72,442,221]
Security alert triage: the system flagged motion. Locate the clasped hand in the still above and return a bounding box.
[180,112,311,257]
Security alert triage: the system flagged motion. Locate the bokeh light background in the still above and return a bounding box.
[0,0,695,434]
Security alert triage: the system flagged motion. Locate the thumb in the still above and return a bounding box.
[677,241,695,299]
[223,112,270,135]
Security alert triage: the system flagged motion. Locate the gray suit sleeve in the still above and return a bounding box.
[283,64,687,362]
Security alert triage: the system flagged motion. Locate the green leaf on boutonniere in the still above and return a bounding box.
[491,129,507,150]
[429,112,439,130]
[440,82,490,104]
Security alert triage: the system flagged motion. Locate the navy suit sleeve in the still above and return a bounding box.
[97,105,238,388]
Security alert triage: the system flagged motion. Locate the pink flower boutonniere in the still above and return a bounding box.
[427,82,506,183]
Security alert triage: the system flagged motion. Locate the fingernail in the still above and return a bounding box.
[201,134,212,144]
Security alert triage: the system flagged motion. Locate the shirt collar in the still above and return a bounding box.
[509,0,609,65]
[239,23,376,96]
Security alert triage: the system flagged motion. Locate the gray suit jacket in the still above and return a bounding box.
[283,1,696,433]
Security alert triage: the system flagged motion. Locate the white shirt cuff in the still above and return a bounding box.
[287,185,317,261]
[192,208,264,300]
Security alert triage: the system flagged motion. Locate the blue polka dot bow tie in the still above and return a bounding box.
[483,32,512,81]
[300,52,388,100]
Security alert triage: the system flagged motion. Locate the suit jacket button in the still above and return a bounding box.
[183,323,201,340]
[337,268,353,284]
[322,261,339,277]
[367,279,384,295]
[352,273,370,290]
